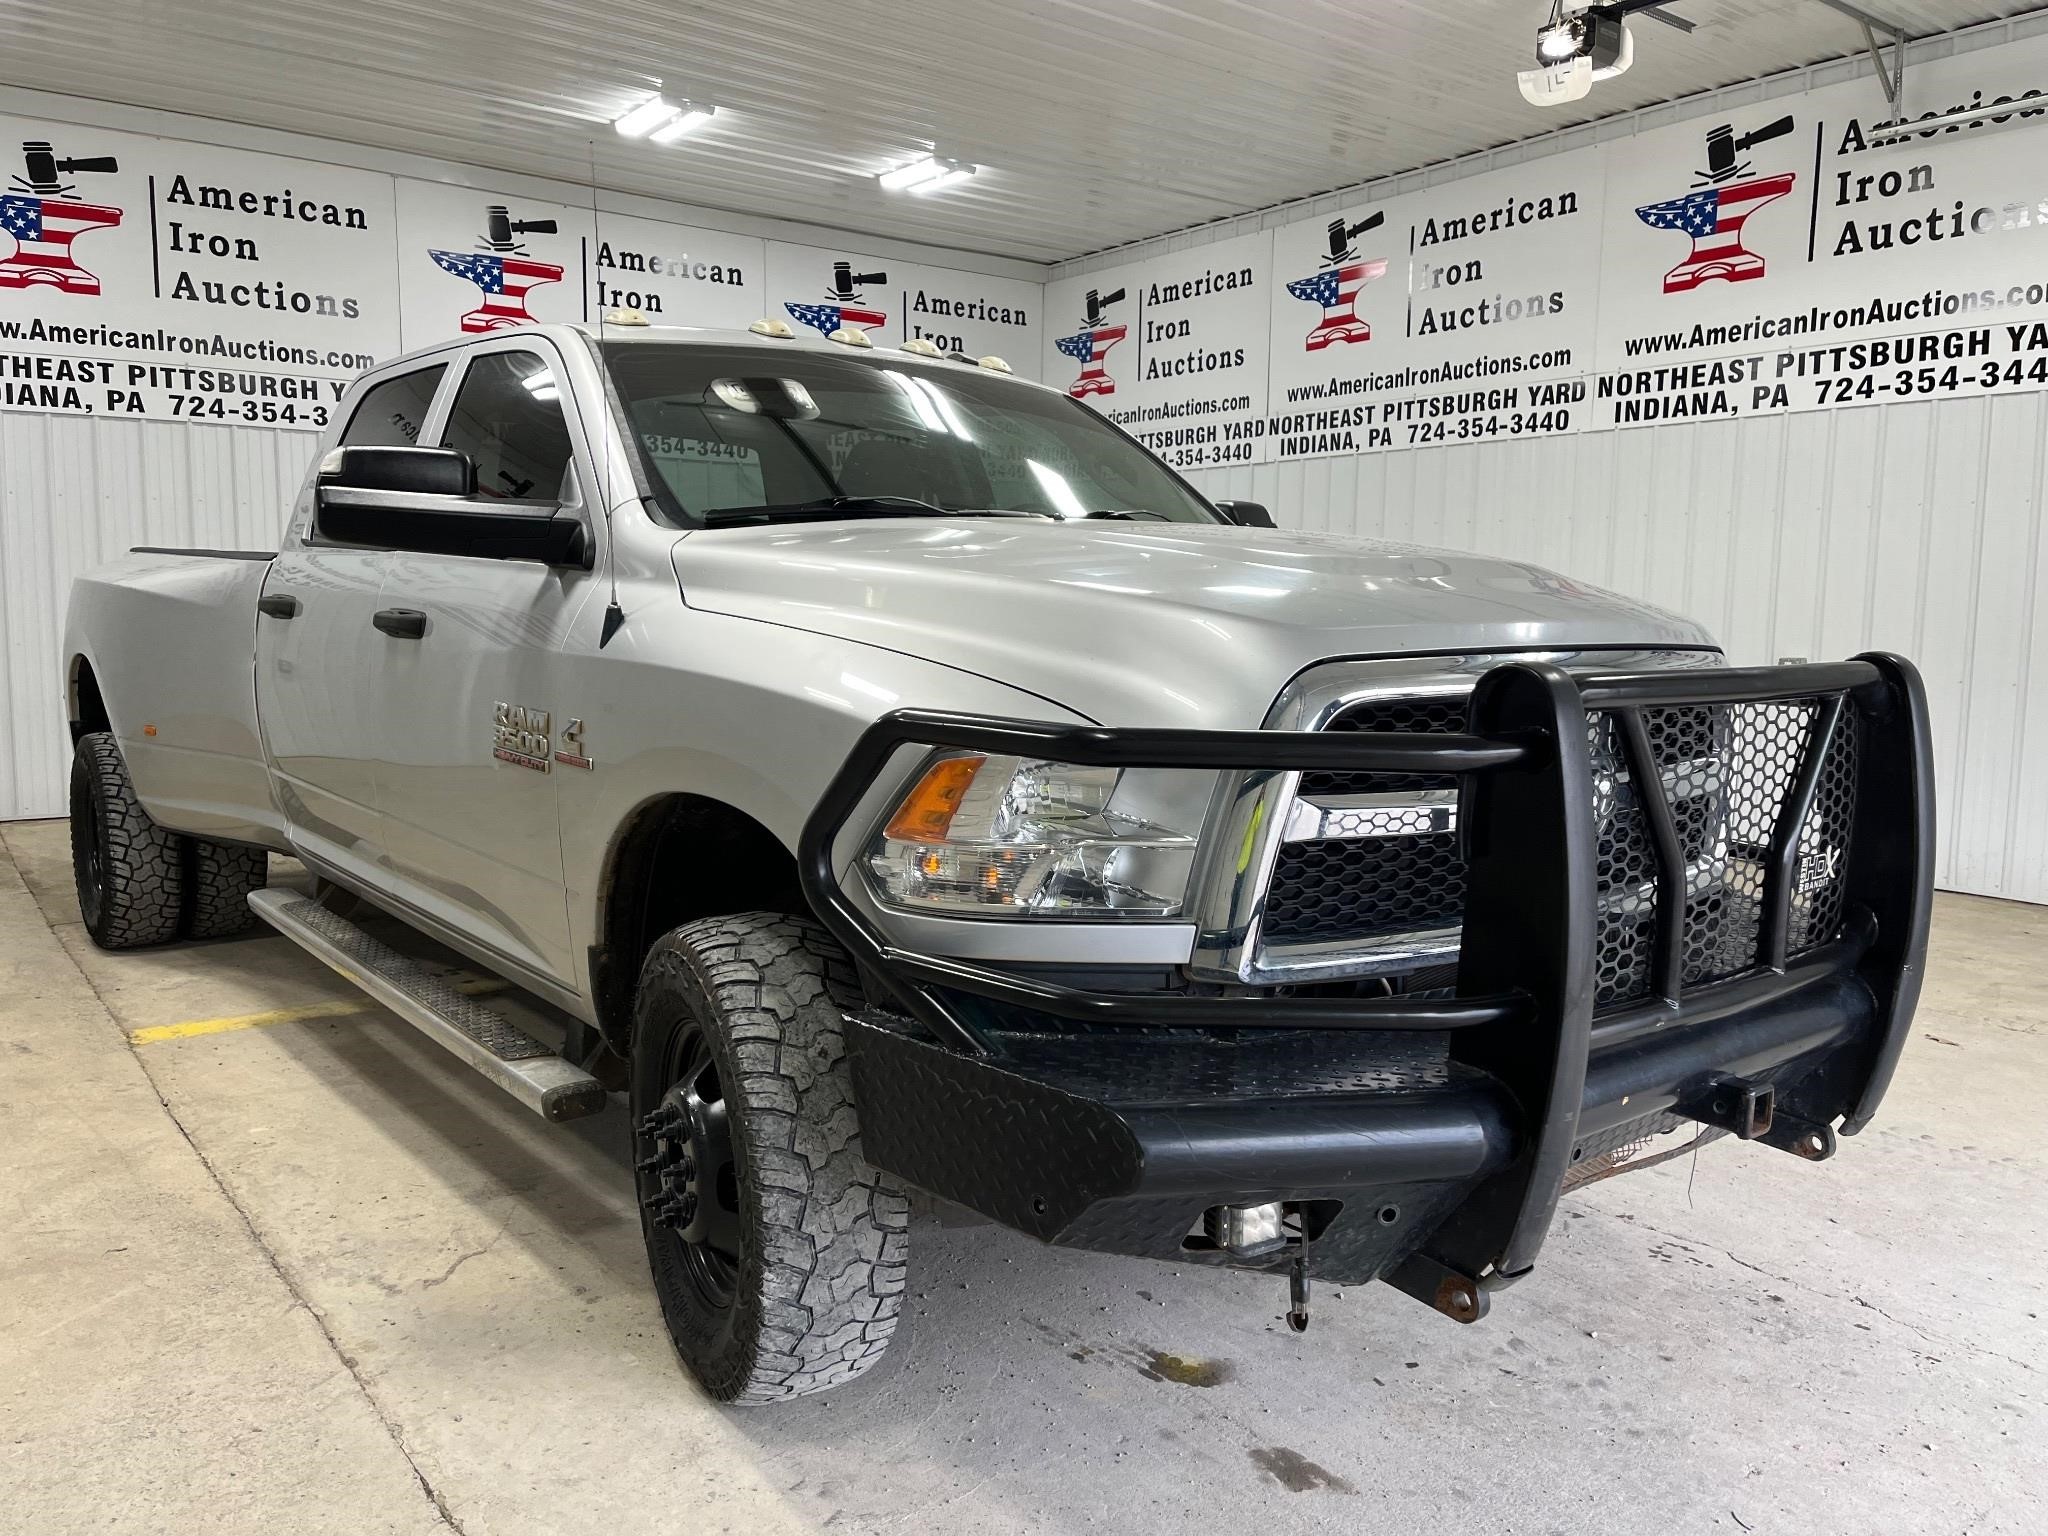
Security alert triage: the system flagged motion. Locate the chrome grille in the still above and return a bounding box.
[1257,691,1862,1007]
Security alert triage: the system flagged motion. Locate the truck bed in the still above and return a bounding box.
[65,548,283,848]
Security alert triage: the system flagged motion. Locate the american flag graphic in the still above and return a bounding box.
[0,194,124,294]
[1055,325,1127,398]
[429,248,564,331]
[1635,172,1796,294]
[784,301,888,336]
[1284,258,1388,350]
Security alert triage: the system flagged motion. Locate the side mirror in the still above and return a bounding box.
[1214,499,1276,529]
[314,445,587,566]
[320,444,474,498]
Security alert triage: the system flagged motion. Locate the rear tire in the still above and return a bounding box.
[184,840,267,940]
[70,732,185,950]
[631,913,909,1403]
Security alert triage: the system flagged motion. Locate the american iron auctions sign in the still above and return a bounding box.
[1044,229,1272,470]
[0,116,1029,427]
[763,240,1042,380]
[1044,32,2048,466]
[0,116,397,429]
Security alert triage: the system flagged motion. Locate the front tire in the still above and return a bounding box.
[631,913,909,1403]
[70,732,185,950]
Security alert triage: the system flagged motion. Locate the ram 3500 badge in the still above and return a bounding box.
[63,319,1934,1404]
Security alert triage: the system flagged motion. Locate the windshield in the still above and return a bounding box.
[600,342,1221,527]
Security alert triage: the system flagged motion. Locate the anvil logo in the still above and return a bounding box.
[785,258,889,336]
[1284,211,1387,350]
[430,205,563,332]
[1055,286,1127,398]
[0,139,124,296]
[1635,117,1798,293]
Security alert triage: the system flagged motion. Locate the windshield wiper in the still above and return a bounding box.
[701,495,956,527]
[1080,509,1172,522]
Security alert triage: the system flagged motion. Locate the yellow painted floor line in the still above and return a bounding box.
[129,976,508,1045]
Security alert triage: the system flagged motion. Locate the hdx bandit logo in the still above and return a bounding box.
[785,260,889,336]
[1284,211,1387,350]
[0,139,124,296]
[1055,287,1127,398]
[429,205,564,332]
[1635,116,1798,293]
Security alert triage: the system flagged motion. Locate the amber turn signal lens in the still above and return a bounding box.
[883,755,986,842]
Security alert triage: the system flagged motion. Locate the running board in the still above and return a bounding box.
[248,889,607,1122]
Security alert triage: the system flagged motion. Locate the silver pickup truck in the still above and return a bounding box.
[63,317,1934,1403]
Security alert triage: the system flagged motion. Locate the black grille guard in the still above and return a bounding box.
[798,654,1934,1291]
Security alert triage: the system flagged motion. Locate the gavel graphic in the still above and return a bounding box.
[481,204,558,252]
[831,260,887,299]
[20,140,119,196]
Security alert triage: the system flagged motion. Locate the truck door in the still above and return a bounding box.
[255,361,449,889]
[369,340,595,987]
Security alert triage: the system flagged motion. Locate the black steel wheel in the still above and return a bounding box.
[629,912,909,1404]
[639,1027,742,1308]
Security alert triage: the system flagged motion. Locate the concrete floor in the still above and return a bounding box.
[1,817,2041,1535]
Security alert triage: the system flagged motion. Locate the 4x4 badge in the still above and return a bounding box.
[554,717,594,771]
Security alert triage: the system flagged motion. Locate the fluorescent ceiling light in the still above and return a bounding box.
[911,162,976,195]
[650,104,716,143]
[614,94,676,138]
[879,156,945,190]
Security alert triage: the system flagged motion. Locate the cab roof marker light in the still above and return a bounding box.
[614,94,677,138]
[828,326,874,348]
[601,306,649,326]
[899,337,943,356]
[977,355,1012,373]
[649,103,717,143]
[748,317,795,338]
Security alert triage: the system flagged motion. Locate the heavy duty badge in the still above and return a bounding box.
[492,702,551,772]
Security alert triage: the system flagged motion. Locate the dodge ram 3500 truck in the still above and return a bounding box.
[64,317,1934,1403]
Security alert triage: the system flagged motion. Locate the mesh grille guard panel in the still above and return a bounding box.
[1260,693,1864,1008]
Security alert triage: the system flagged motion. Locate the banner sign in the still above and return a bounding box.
[765,240,1043,379]
[0,114,1028,427]
[1591,37,2048,428]
[0,114,398,430]
[1043,228,1272,469]
[1046,33,2048,466]
[19,34,2048,442]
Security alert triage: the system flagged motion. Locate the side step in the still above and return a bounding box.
[249,890,607,1122]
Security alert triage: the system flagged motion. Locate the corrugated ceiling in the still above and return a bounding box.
[0,1,2036,262]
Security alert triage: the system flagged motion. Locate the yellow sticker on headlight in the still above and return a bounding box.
[1236,798,1265,874]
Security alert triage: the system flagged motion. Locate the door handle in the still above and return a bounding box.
[257,594,300,620]
[372,608,428,639]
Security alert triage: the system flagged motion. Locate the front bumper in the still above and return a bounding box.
[799,656,1934,1321]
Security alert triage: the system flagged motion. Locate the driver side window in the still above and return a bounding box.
[437,350,576,502]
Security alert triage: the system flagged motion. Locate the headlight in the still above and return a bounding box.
[864,752,1203,917]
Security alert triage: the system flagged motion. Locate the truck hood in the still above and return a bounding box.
[672,520,1715,728]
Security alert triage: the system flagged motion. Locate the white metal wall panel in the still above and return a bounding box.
[0,412,302,821]
[1187,392,2048,905]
